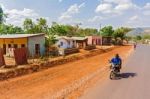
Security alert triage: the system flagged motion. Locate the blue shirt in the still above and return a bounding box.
[111,57,121,65]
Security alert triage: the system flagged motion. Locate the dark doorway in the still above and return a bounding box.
[3,44,6,54]
[14,44,18,49]
[21,44,25,48]
[8,44,11,48]
[35,44,40,55]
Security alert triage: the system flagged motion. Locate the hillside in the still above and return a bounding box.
[127,27,150,36]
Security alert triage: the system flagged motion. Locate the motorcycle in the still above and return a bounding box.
[109,62,120,80]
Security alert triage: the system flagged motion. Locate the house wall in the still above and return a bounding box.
[87,36,102,45]
[28,35,45,57]
[87,36,93,45]
[102,37,112,45]
[0,38,27,48]
[0,38,27,56]
[56,39,74,49]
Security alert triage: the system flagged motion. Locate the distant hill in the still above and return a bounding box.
[126,27,150,36]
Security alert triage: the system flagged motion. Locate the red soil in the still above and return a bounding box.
[0,45,133,99]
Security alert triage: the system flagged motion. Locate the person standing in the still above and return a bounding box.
[134,43,137,50]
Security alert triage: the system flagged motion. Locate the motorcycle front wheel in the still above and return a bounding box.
[110,71,115,79]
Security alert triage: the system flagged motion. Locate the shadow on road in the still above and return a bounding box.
[121,73,137,79]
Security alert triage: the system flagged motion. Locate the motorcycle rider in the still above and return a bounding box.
[110,54,122,72]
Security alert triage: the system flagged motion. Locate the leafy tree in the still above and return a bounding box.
[0,6,7,24]
[36,18,48,33]
[0,24,24,34]
[113,28,125,40]
[49,23,67,36]
[135,35,142,40]
[65,25,77,36]
[100,26,114,36]
[23,18,35,33]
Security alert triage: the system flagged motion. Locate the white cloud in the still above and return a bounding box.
[58,3,85,22]
[59,15,72,21]
[2,5,51,26]
[58,0,63,2]
[95,0,139,16]
[88,16,104,22]
[95,3,113,14]
[143,3,150,16]
[125,15,146,27]
[5,8,40,26]
[129,15,139,21]
[143,3,150,9]
[115,3,138,11]
[143,10,150,16]
[103,0,131,4]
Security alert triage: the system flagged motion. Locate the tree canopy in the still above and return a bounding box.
[100,26,114,36]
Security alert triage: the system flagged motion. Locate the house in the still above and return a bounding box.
[87,36,102,45]
[55,36,88,49]
[72,37,88,49]
[55,36,75,49]
[55,36,76,55]
[87,36,112,45]
[0,33,45,57]
[102,36,112,45]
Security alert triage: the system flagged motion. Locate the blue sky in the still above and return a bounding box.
[0,0,150,28]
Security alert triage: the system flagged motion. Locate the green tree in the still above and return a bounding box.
[135,35,142,40]
[23,18,35,33]
[100,26,114,36]
[0,24,24,34]
[49,23,67,36]
[113,28,125,40]
[36,18,48,33]
[0,6,7,24]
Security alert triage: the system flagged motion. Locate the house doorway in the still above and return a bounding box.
[14,44,18,49]
[3,44,6,54]
[35,44,40,55]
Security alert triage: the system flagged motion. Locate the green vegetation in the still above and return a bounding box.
[100,26,114,36]
[0,6,132,46]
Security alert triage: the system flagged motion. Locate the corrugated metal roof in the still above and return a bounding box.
[0,33,45,39]
[55,36,87,41]
[72,37,87,40]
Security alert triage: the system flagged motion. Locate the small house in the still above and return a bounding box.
[87,36,112,45]
[72,37,88,49]
[102,36,112,45]
[0,33,45,57]
[55,36,76,49]
[87,36,102,45]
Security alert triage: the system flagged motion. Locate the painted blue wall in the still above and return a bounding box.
[56,39,74,49]
[28,35,45,57]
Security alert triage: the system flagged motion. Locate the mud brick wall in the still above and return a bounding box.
[0,48,5,67]
[14,48,28,65]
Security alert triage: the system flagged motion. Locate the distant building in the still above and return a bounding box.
[87,36,102,45]
[72,37,88,49]
[55,36,88,49]
[102,36,112,45]
[87,36,112,45]
[0,33,45,57]
[55,36,75,49]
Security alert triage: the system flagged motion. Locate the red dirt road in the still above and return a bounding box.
[0,46,132,99]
